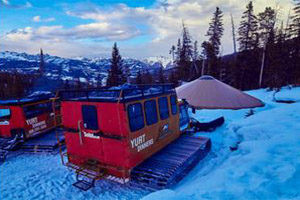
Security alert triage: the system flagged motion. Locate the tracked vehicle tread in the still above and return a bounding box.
[130,135,211,190]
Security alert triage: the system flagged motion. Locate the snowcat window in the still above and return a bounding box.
[170,95,178,115]
[82,105,99,130]
[0,109,11,119]
[144,100,158,126]
[179,104,189,128]
[158,97,169,120]
[23,102,52,118]
[128,103,144,132]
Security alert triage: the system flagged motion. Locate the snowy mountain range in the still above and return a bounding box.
[0,51,174,84]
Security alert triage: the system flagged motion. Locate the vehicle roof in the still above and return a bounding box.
[58,84,176,103]
[0,93,54,106]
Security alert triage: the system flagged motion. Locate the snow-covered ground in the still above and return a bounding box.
[143,86,300,200]
[1,87,300,200]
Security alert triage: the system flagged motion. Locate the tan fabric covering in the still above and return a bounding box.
[176,76,264,109]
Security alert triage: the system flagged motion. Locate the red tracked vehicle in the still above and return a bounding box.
[57,85,211,191]
[0,94,59,140]
[0,94,61,159]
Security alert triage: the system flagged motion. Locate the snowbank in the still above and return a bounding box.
[142,87,300,200]
[274,86,300,102]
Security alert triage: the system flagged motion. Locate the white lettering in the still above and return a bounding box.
[83,132,100,139]
[27,118,48,136]
[130,139,135,148]
[32,120,46,128]
[130,134,153,152]
[26,117,38,125]
[0,121,9,125]
[130,134,146,148]
[137,139,154,152]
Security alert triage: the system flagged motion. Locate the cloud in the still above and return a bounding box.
[32,16,55,22]
[0,21,141,57]
[3,22,140,41]
[0,0,32,8]
[65,0,293,56]
[32,16,40,22]
[1,0,294,58]
[1,0,9,5]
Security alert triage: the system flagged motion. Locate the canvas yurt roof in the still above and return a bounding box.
[176,76,264,109]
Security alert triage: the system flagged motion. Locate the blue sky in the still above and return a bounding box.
[0,0,293,58]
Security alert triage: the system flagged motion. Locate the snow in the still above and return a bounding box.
[0,51,36,62]
[142,87,300,200]
[274,86,300,102]
[0,154,147,200]
[144,56,173,68]
[79,77,87,83]
[1,87,300,200]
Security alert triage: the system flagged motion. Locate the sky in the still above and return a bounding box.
[0,0,295,59]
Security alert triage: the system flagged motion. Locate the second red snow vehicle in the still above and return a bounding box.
[56,85,211,190]
[0,93,61,156]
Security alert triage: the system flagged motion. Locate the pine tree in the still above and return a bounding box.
[106,42,125,87]
[136,71,143,84]
[75,78,82,89]
[97,74,103,87]
[290,0,300,38]
[192,41,199,61]
[181,23,193,61]
[201,41,214,75]
[168,70,178,86]
[169,45,176,63]
[158,67,165,83]
[175,38,181,63]
[206,7,224,56]
[143,70,153,84]
[177,23,193,81]
[64,80,70,90]
[236,1,261,90]
[205,7,224,78]
[231,13,237,55]
[238,1,259,51]
[267,22,285,88]
[258,7,276,42]
[290,0,300,84]
[191,40,200,76]
[39,49,44,75]
[258,7,276,87]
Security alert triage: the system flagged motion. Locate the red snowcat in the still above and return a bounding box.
[0,93,61,158]
[57,85,211,191]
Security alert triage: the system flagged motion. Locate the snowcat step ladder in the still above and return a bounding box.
[72,159,106,191]
[73,173,96,191]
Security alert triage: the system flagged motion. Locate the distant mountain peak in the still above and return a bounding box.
[0,51,167,90]
[144,56,173,68]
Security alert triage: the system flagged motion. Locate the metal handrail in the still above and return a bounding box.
[56,84,175,101]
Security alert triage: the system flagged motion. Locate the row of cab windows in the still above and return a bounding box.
[0,109,11,119]
[128,95,178,132]
[23,102,53,119]
[0,102,54,120]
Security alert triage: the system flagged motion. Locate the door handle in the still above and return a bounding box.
[78,120,83,145]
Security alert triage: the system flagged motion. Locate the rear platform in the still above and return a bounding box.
[130,135,211,191]
[20,129,65,153]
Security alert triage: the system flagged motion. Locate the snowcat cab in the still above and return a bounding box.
[0,93,60,140]
[57,85,211,191]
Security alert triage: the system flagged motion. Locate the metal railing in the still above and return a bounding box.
[56,84,175,102]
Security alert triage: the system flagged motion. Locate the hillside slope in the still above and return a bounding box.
[143,87,300,200]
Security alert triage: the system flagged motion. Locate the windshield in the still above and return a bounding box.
[0,109,11,119]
